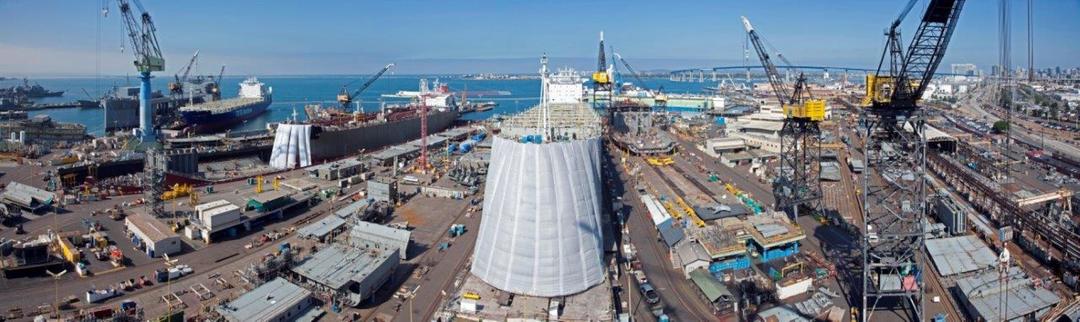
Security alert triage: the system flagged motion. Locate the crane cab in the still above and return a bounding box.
[783,99,826,122]
[337,88,352,106]
[592,71,610,84]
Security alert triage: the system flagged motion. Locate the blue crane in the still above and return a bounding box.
[116,0,165,142]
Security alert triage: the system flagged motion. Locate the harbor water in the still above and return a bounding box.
[0,75,720,136]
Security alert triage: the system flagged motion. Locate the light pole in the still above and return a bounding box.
[163,253,179,315]
[46,269,68,319]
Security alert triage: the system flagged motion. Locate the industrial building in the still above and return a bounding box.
[296,215,348,242]
[307,157,366,181]
[932,191,967,235]
[925,235,998,277]
[2,181,55,213]
[673,240,712,279]
[688,269,734,312]
[348,221,411,259]
[290,245,399,307]
[367,178,398,203]
[186,199,248,243]
[215,277,318,322]
[471,59,606,298]
[956,266,1060,321]
[125,210,182,258]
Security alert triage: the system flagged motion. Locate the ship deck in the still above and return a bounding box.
[180,97,265,113]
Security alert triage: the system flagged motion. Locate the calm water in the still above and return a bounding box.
[1,75,721,136]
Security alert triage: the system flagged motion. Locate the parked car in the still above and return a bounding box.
[639,283,660,304]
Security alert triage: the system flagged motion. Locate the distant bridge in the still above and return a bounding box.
[668,65,961,81]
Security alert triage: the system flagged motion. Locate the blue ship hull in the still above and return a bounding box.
[180,97,272,132]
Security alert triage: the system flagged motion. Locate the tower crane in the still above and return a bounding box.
[858,1,965,321]
[338,63,395,110]
[613,53,666,109]
[169,50,199,96]
[590,32,614,110]
[741,16,825,221]
[115,0,165,142]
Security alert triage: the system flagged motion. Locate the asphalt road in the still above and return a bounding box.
[614,151,719,322]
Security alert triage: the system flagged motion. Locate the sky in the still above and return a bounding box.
[1,0,1077,76]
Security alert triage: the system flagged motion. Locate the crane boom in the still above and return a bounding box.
[117,0,164,73]
[742,16,823,121]
[177,51,199,84]
[338,63,394,108]
[866,0,965,110]
[741,16,791,108]
[613,53,651,93]
[170,50,200,95]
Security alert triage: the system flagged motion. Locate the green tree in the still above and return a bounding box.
[992,120,1010,133]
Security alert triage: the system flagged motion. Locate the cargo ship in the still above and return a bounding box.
[179,77,272,132]
[291,103,458,162]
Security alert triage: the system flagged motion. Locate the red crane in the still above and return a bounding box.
[417,94,430,172]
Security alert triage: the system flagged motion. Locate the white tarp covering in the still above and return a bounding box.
[470,136,604,297]
[270,124,312,169]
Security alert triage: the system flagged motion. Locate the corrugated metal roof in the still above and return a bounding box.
[675,241,711,267]
[291,245,394,290]
[249,190,290,205]
[957,266,1060,321]
[925,235,997,276]
[689,268,731,303]
[216,277,310,322]
[296,215,347,239]
[658,221,685,248]
[335,199,370,218]
[349,221,410,249]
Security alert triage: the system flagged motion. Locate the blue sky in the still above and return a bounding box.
[1,0,1077,75]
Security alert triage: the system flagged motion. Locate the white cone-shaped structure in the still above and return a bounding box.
[471,136,605,297]
[269,124,312,169]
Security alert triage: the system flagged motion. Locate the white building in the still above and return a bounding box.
[125,210,182,258]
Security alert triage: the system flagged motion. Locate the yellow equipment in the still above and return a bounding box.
[591,71,610,84]
[676,196,705,228]
[55,237,80,263]
[462,292,481,300]
[255,175,264,193]
[272,176,281,191]
[662,201,683,220]
[861,74,920,107]
[783,99,827,122]
[161,184,192,201]
[645,156,674,166]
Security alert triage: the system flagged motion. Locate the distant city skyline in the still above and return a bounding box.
[1,1,1077,76]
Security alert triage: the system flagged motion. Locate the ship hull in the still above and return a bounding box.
[309,109,458,162]
[180,97,272,132]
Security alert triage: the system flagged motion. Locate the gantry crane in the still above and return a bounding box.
[613,53,667,109]
[859,1,965,321]
[337,63,394,110]
[590,32,613,110]
[116,0,165,142]
[741,16,825,221]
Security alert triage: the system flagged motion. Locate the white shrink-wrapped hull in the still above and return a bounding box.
[470,136,605,297]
